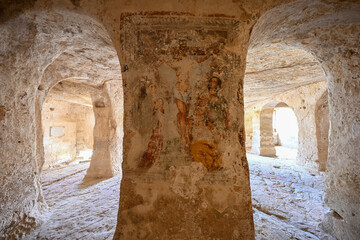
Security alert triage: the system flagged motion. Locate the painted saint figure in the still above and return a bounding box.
[139,98,165,168]
[151,40,219,148]
[188,77,229,170]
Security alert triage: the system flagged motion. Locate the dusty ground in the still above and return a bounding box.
[25,163,121,240]
[251,147,335,240]
[26,149,334,239]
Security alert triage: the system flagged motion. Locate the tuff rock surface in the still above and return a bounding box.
[0,0,359,239]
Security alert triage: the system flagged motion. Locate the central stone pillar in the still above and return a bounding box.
[250,102,279,157]
[259,107,276,157]
[86,82,123,179]
[114,13,254,239]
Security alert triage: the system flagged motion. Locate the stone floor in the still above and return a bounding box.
[26,163,121,240]
[250,147,335,240]
[26,150,335,239]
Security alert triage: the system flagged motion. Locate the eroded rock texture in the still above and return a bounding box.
[0,6,123,238]
[0,0,359,239]
[249,0,360,238]
[244,45,326,106]
[315,91,329,172]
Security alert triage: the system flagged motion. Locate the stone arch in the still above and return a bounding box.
[248,0,360,238]
[41,80,95,170]
[37,49,123,179]
[315,90,329,172]
[244,28,327,169]
[256,101,296,157]
[0,9,123,238]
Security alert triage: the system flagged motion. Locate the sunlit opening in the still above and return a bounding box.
[273,107,298,159]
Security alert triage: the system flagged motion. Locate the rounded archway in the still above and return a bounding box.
[0,7,124,238]
[41,81,95,170]
[246,0,360,238]
[33,37,124,238]
[257,101,298,159]
[272,104,298,159]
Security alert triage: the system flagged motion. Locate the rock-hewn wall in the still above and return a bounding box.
[85,82,123,179]
[258,102,288,157]
[315,25,360,240]
[245,112,253,151]
[1,0,359,239]
[315,91,329,172]
[0,7,123,238]
[0,0,291,237]
[249,0,360,238]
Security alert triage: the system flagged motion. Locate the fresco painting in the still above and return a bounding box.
[120,14,239,170]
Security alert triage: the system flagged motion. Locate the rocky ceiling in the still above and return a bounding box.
[244,44,326,107]
[46,81,93,107]
[43,38,122,107]
[46,45,122,86]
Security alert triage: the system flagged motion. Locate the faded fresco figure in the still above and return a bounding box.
[139,97,165,168]
[139,121,163,168]
[151,40,219,149]
[188,77,229,170]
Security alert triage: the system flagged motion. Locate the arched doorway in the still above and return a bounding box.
[28,11,124,239]
[257,101,298,159]
[41,81,95,170]
[244,1,360,238]
[243,35,330,240]
[0,8,125,238]
[35,77,123,238]
[272,104,298,159]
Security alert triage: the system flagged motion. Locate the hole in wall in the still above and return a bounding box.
[332,210,344,220]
